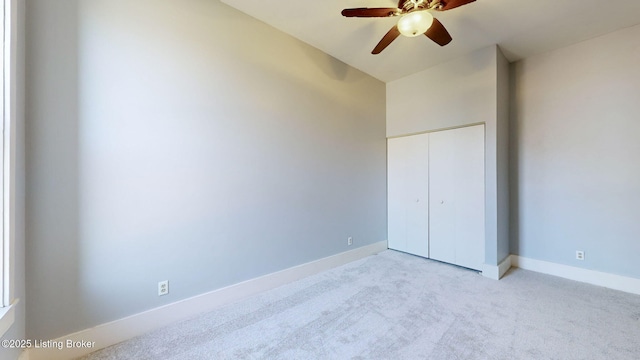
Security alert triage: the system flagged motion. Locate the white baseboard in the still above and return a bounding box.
[511,255,640,296]
[482,256,512,280]
[26,241,388,360]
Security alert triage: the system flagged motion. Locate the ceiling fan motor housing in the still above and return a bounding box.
[402,0,442,12]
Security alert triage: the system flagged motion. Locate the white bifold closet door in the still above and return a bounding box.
[387,133,429,258]
[428,125,485,271]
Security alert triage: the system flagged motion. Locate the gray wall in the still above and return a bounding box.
[510,24,640,278]
[25,0,387,341]
[386,45,510,267]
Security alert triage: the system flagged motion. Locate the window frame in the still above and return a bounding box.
[1,0,7,309]
[0,0,17,338]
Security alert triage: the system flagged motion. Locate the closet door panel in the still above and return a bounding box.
[429,125,485,270]
[387,134,429,257]
[428,132,457,265]
[387,137,409,253]
[452,126,485,270]
[404,135,429,258]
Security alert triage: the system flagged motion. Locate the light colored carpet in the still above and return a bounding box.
[79,250,640,359]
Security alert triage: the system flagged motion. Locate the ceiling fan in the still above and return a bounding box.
[341,0,475,54]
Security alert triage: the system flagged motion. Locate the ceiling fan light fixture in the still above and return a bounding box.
[397,10,434,37]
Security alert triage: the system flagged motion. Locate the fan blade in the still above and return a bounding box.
[372,25,401,54]
[425,18,452,46]
[437,0,476,11]
[341,8,400,17]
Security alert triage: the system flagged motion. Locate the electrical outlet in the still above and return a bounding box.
[576,251,585,261]
[347,237,353,246]
[158,280,169,296]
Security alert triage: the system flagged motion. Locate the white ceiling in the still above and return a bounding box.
[220,0,640,82]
